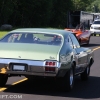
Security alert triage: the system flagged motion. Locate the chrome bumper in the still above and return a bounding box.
[0,58,61,77]
[90,30,100,34]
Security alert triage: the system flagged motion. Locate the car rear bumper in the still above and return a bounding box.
[90,30,100,34]
[0,58,66,77]
[6,71,57,77]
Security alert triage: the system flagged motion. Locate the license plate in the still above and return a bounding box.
[13,65,25,71]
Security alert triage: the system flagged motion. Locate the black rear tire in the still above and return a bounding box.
[0,74,8,87]
[94,34,96,36]
[61,64,75,91]
[86,36,90,45]
[79,39,81,45]
[80,65,90,81]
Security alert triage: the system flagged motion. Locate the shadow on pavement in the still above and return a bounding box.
[3,76,100,99]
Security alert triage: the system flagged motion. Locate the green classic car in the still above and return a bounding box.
[0,28,94,91]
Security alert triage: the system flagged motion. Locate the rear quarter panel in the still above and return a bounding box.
[82,47,94,65]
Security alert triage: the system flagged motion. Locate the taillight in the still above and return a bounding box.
[45,61,56,66]
[45,61,56,72]
[45,67,55,72]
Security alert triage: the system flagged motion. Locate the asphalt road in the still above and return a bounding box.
[0,36,100,100]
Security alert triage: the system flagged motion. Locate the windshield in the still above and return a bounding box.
[0,32,62,46]
[93,21,100,24]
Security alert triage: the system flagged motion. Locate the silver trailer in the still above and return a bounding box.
[67,11,94,29]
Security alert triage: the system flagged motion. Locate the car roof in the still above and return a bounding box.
[9,28,71,36]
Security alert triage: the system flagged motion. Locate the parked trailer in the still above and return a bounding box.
[67,11,94,29]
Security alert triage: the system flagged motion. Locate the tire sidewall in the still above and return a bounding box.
[62,64,75,91]
[0,74,8,87]
[81,65,90,81]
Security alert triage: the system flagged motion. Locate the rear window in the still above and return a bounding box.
[0,32,62,46]
[93,21,100,24]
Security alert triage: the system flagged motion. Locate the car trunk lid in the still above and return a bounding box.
[0,43,61,61]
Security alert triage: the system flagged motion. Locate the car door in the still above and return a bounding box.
[75,47,88,67]
[80,30,90,44]
[69,33,88,74]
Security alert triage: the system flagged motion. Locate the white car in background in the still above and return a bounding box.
[90,19,100,36]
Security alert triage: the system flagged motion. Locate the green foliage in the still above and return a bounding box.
[0,31,9,38]
[86,0,100,12]
[49,0,73,28]
[72,0,94,11]
[0,0,95,28]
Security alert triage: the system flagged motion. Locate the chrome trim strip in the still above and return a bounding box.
[0,58,61,68]
[6,71,57,77]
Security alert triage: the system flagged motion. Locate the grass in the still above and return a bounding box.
[0,31,9,38]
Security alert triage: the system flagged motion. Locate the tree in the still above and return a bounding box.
[0,0,95,28]
[86,0,100,12]
[72,0,94,11]
[50,0,73,28]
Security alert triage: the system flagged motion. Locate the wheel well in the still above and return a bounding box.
[79,39,81,42]
[89,58,94,67]
[73,61,76,66]
[72,61,76,70]
[78,39,81,45]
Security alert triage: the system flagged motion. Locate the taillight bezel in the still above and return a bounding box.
[44,61,57,72]
[45,61,57,67]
